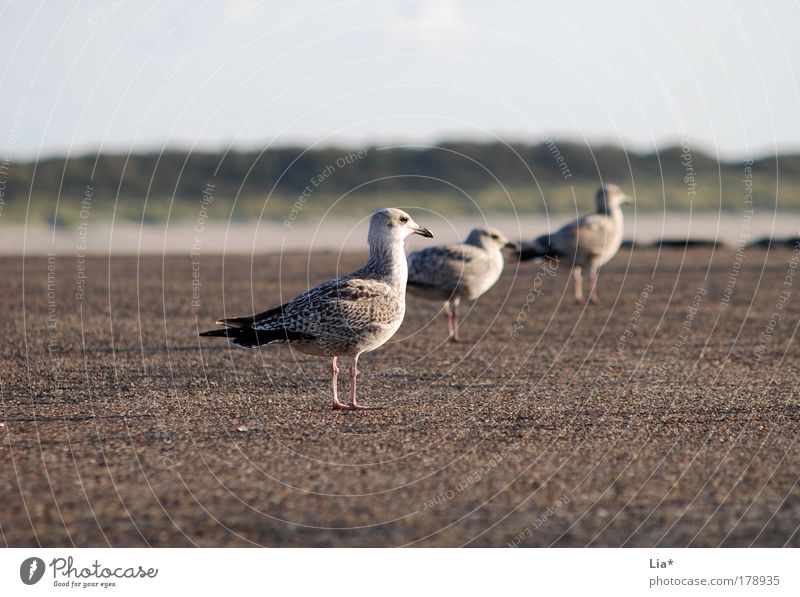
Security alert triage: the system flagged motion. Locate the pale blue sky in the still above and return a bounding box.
[1,0,798,160]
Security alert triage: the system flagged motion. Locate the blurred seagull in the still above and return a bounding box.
[517,184,632,304]
[200,208,433,410]
[407,227,517,342]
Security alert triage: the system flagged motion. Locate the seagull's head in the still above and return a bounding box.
[466,227,518,252]
[596,184,633,213]
[369,208,433,245]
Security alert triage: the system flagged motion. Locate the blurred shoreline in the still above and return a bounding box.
[3,212,799,255]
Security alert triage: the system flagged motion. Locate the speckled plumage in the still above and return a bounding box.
[407,227,515,341]
[200,208,433,409]
[517,184,632,303]
[225,274,407,357]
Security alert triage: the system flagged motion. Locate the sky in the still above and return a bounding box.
[1,0,798,161]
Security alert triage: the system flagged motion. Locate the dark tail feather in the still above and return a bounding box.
[199,329,230,338]
[199,323,312,348]
[515,235,558,262]
[215,304,286,329]
[407,279,436,289]
[515,244,545,261]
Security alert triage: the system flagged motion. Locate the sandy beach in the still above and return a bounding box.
[1,245,799,546]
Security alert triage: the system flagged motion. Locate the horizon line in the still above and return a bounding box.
[11,135,800,165]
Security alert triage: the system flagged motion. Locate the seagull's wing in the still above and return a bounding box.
[569,213,618,258]
[215,302,289,330]
[272,276,401,337]
[199,297,312,346]
[201,275,401,349]
[519,213,615,262]
[408,244,490,290]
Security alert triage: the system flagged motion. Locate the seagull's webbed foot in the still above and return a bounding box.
[450,336,474,344]
[332,400,383,411]
[349,403,383,411]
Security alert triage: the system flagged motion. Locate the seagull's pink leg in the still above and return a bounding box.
[572,267,584,303]
[451,298,461,342]
[331,357,349,410]
[442,301,454,338]
[588,269,600,304]
[347,353,381,410]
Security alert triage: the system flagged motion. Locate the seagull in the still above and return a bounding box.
[407,227,517,342]
[199,208,433,410]
[516,184,632,304]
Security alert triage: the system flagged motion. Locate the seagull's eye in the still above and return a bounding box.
[491,234,499,240]
[399,216,409,224]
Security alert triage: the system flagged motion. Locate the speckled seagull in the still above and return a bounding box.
[517,184,632,304]
[407,227,517,342]
[200,208,433,410]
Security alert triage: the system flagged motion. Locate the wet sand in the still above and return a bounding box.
[1,246,799,547]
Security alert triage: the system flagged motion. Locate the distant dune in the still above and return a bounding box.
[3,141,800,225]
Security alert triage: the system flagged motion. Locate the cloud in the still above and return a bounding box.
[392,0,471,51]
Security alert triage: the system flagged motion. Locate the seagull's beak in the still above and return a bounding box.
[621,194,634,205]
[413,225,433,238]
[504,241,520,250]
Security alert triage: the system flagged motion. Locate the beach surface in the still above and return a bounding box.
[2,246,799,547]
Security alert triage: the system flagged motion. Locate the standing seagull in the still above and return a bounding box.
[199,208,433,410]
[517,184,632,304]
[407,227,517,342]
